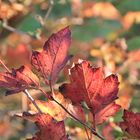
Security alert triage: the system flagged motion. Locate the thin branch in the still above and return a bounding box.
[52,97,104,140]
[38,87,52,100]
[23,89,42,113]
[0,59,11,72]
[1,20,32,37]
[84,126,91,140]
[35,0,54,26]
[42,82,105,140]
[44,0,54,20]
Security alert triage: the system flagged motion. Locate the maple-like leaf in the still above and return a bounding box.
[60,60,120,125]
[31,27,71,85]
[16,113,68,140]
[119,110,140,138]
[0,65,39,95]
[30,92,85,122]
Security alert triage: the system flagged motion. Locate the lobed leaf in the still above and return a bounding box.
[60,60,120,125]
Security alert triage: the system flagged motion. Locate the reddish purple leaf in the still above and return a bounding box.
[0,65,39,95]
[119,110,140,138]
[31,27,71,85]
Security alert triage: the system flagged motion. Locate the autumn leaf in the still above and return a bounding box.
[16,113,68,140]
[119,110,140,138]
[6,43,30,67]
[31,27,71,85]
[0,65,39,95]
[60,60,120,125]
[82,2,120,20]
[102,123,114,140]
[95,102,120,125]
[30,92,85,122]
[122,12,140,30]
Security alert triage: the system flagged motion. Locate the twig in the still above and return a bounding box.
[44,82,105,140]
[52,97,104,140]
[1,20,32,37]
[0,59,11,72]
[84,126,91,140]
[44,0,54,20]
[35,0,54,26]
[23,89,42,113]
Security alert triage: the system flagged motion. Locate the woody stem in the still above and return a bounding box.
[23,89,42,113]
[0,59,11,72]
[47,82,105,140]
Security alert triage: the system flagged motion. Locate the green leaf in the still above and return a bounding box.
[17,14,41,33]
[50,1,71,18]
[117,0,140,14]
[127,36,140,50]
[72,19,122,41]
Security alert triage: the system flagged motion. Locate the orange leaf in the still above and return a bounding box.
[82,2,120,20]
[30,92,85,122]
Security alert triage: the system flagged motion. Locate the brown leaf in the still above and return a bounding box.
[119,110,140,138]
[60,60,120,125]
[31,27,71,85]
[0,65,39,95]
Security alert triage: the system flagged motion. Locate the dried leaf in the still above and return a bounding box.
[60,60,120,125]
[31,27,71,85]
[30,92,85,122]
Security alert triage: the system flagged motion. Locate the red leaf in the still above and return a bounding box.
[60,60,120,124]
[119,110,140,138]
[31,27,71,85]
[17,113,68,140]
[0,65,39,95]
[102,123,114,140]
[95,102,120,124]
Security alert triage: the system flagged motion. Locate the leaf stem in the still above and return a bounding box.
[23,89,42,113]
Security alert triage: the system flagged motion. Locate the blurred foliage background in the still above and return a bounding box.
[0,0,140,140]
